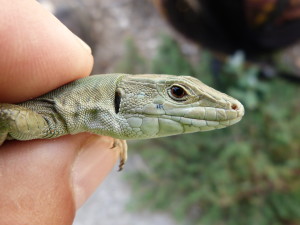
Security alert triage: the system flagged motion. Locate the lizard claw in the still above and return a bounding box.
[111,139,128,171]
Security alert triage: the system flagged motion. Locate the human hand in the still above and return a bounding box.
[0,1,120,224]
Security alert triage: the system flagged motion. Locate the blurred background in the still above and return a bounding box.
[39,0,300,224]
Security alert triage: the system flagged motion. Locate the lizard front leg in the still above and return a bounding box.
[0,104,49,145]
[111,139,128,171]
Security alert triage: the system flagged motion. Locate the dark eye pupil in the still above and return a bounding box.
[171,86,186,98]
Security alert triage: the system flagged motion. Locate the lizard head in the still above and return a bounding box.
[114,74,244,139]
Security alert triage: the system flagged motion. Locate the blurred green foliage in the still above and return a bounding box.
[119,36,300,225]
[150,36,194,75]
[116,38,148,74]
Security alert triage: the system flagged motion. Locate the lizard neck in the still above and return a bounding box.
[53,74,127,137]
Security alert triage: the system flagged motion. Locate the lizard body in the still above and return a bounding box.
[0,74,244,170]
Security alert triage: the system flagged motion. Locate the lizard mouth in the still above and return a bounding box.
[160,113,243,131]
[161,101,245,122]
[159,103,244,131]
[122,103,244,136]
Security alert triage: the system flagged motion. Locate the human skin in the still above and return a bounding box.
[0,1,119,224]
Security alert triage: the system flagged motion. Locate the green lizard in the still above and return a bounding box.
[0,74,244,170]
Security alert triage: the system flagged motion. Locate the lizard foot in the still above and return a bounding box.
[111,139,128,171]
[0,133,8,146]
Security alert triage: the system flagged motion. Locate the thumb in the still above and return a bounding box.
[0,0,93,102]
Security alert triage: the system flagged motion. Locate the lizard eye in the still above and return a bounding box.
[168,85,187,101]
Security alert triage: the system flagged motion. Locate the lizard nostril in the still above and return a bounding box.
[231,104,238,110]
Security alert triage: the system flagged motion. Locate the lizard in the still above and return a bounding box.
[0,74,244,170]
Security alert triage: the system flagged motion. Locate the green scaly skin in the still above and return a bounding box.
[0,74,245,170]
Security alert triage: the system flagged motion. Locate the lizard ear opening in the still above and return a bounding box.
[114,90,121,114]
